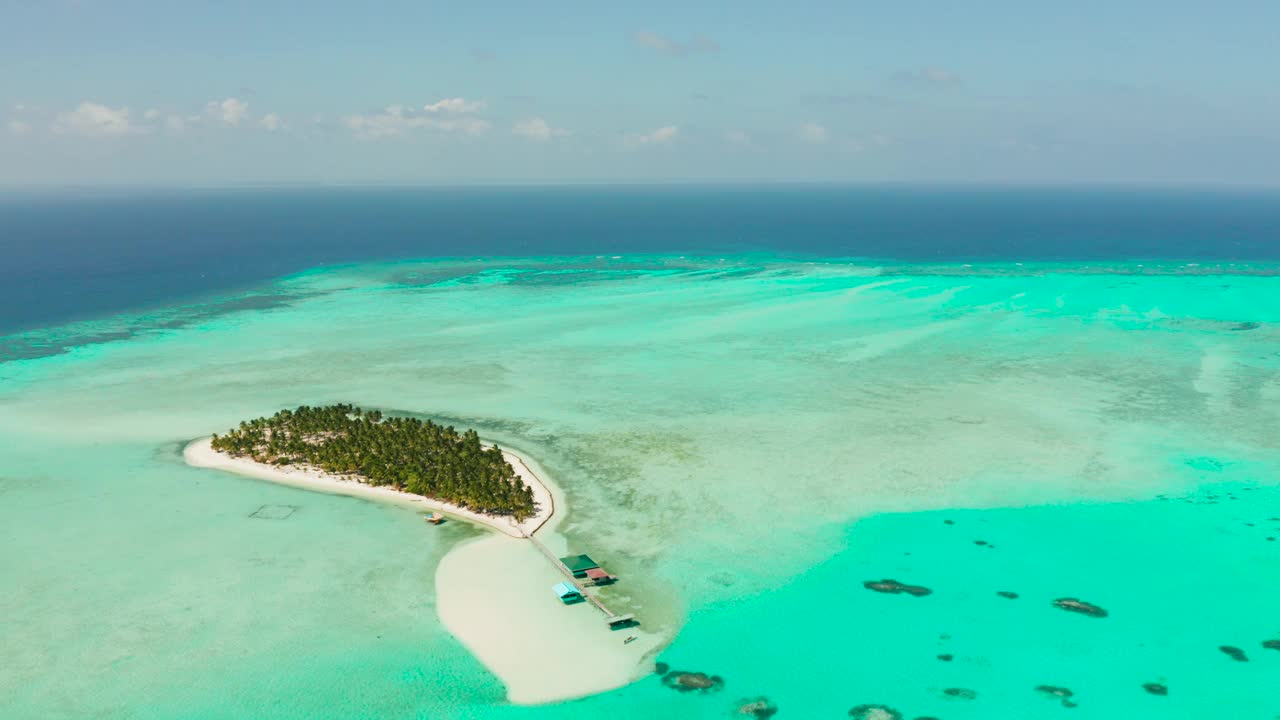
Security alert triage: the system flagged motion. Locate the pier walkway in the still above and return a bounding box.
[522,529,618,619]
[506,452,632,627]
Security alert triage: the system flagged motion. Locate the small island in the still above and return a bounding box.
[186,407,660,704]
[210,404,537,520]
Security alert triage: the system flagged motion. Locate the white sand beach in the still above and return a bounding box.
[183,437,663,704]
[436,533,663,704]
[183,437,552,538]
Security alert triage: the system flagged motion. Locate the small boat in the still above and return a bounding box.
[424,512,444,525]
[624,636,637,645]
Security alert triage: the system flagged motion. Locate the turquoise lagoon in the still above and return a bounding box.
[2,256,1279,719]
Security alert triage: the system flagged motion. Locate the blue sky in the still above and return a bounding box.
[3,1,1280,185]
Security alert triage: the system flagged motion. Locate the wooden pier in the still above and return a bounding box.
[523,530,619,620]
[510,456,636,629]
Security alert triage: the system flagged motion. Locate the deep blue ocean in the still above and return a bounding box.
[3,185,1279,334]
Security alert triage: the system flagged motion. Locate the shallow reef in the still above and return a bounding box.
[1052,597,1108,617]
[733,696,778,718]
[1036,685,1077,708]
[847,704,902,720]
[863,579,932,597]
[942,687,977,699]
[1219,645,1248,662]
[660,670,725,693]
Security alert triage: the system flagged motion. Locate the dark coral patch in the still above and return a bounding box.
[848,704,903,720]
[936,653,954,662]
[1036,685,1076,708]
[1219,646,1248,662]
[661,671,724,693]
[735,697,778,718]
[1053,598,1108,618]
[1036,685,1073,698]
[1262,640,1280,651]
[863,579,932,597]
[1142,682,1168,696]
[942,687,977,699]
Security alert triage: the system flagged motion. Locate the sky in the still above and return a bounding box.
[2,0,1280,186]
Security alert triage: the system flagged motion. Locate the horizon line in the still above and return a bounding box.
[3,178,1280,193]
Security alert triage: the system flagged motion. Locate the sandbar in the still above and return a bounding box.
[182,436,663,704]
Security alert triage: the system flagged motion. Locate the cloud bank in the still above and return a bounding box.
[633,31,720,57]
[53,102,136,137]
[512,117,569,141]
[626,125,679,146]
[344,100,491,140]
[892,67,962,89]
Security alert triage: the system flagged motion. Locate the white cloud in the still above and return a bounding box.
[892,67,962,88]
[160,113,203,134]
[725,129,751,145]
[512,117,568,141]
[626,125,680,146]
[633,31,719,56]
[798,122,828,143]
[7,119,31,136]
[206,97,249,126]
[53,102,137,137]
[343,104,491,140]
[423,98,485,114]
[438,117,492,136]
[344,105,411,139]
[259,113,285,131]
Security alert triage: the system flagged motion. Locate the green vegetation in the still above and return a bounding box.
[211,404,536,520]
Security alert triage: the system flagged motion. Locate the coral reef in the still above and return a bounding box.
[1052,598,1108,617]
[863,579,932,597]
[661,671,725,693]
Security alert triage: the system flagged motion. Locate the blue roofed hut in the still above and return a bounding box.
[553,582,584,604]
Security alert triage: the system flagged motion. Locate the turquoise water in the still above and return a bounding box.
[3,256,1279,718]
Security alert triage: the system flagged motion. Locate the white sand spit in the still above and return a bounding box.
[183,436,662,704]
[436,534,663,704]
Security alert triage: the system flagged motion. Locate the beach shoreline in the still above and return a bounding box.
[182,436,663,705]
[183,437,554,539]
